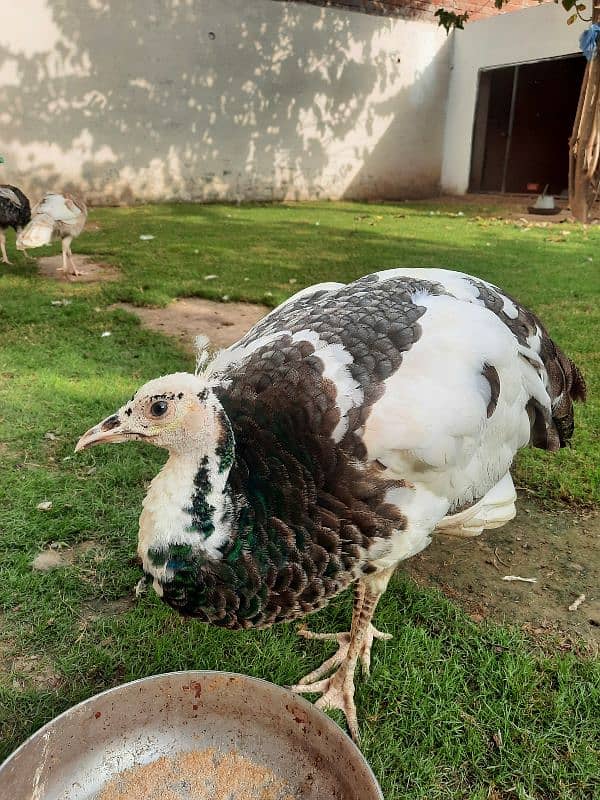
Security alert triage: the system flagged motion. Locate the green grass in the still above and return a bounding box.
[0,200,598,799]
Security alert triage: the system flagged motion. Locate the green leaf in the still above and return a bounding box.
[434,8,470,33]
[567,11,578,22]
[562,0,576,10]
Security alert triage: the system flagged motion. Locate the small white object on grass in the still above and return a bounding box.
[568,594,586,612]
[204,274,218,280]
[502,575,537,584]
[101,331,112,337]
[139,234,154,240]
[36,500,53,511]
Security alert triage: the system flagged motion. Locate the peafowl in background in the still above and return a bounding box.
[0,184,31,264]
[17,193,87,276]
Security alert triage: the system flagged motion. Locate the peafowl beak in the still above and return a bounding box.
[75,414,131,452]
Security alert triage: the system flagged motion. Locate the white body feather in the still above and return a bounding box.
[358,269,543,566]
[35,193,84,223]
[16,193,86,250]
[16,214,54,247]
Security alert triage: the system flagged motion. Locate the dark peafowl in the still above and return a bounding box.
[0,185,31,264]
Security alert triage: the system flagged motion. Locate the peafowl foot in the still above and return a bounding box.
[290,663,361,742]
[289,622,391,741]
[134,576,149,598]
[296,623,391,678]
[57,263,85,277]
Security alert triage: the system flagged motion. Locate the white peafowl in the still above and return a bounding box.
[76,268,586,742]
[0,185,31,264]
[17,193,87,276]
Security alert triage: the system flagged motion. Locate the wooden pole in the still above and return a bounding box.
[569,4,600,222]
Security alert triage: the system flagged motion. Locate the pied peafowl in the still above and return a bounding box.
[16,192,87,276]
[0,185,31,264]
[76,268,586,741]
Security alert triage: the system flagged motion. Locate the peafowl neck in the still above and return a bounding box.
[138,395,238,588]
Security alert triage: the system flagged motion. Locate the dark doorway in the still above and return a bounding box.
[469,54,586,195]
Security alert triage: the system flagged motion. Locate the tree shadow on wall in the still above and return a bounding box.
[1,0,449,202]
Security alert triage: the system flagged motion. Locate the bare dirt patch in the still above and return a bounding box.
[405,496,600,649]
[0,628,16,673]
[31,540,100,572]
[80,597,135,621]
[0,628,62,691]
[112,297,268,351]
[75,597,136,644]
[434,194,578,224]
[9,655,63,690]
[38,254,120,283]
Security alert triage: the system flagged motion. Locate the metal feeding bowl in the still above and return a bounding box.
[0,671,383,800]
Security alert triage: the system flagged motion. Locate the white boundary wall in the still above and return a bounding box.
[0,0,450,203]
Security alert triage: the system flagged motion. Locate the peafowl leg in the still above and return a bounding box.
[290,567,393,742]
[15,229,34,261]
[59,237,69,271]
[60,236,83,276]
[295,581,392,677]
[0,231,11,264]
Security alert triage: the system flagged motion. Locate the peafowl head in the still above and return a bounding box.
[75,372,233,459]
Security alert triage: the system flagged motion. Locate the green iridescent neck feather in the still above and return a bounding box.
[215,410,235,473]
[187,455,216,538]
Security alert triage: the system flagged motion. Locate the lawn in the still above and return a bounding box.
[0,200,598,799]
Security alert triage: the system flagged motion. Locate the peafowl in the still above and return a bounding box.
[76,268,586,741]
[0,185,31,264]
[17,193,87,276]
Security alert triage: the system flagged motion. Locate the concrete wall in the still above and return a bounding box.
[0,0,451,204]
[441,3,586,195]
